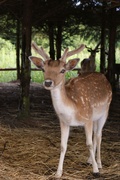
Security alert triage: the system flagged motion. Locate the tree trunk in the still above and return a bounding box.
[19,0,32,119]
[48,23,55,59]
[16,19,20,79]
[56,23,62,59]
[107,7,116,88]
[100,2,106,74]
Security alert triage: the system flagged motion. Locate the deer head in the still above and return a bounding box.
[85,41,101,59]
[29,42,85,89]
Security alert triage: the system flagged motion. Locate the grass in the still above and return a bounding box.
[0,38,17,82]
[0,71,17,83]
[31,71,44,83]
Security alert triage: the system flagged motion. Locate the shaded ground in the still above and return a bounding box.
[0,82,119,180]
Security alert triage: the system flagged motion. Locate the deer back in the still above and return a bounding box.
[81,58,96,73]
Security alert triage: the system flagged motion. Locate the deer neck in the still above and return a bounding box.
[89,54,96,61]
[50,79,73,114]
[51,80,66,102]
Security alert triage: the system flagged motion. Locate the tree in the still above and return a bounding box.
[19,0,33,118]
[107,7,117,88]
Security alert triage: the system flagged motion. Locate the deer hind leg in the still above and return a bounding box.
[88,113,108,169]
[96,113,108,169]
[87,121,97,165]
[55,121,70,178]
[85,121,99,173]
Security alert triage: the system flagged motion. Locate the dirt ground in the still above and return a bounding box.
[0,82,119,180]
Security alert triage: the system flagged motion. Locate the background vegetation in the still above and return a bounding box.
[0,32,120,83]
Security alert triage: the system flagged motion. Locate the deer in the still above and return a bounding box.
[29,42,112,179]
[79,42,101,74]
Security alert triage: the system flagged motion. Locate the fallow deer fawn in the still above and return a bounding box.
[29,42,112,178]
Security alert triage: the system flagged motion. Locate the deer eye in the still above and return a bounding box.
[60,69,65,73]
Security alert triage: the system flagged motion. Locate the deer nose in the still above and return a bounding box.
[44,80,53,87]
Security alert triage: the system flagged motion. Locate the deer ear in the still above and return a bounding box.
[28,56,44,69]
[65,58,80,71]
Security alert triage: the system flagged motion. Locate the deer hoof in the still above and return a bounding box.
[93,172,100,178]
[55,170,63,179]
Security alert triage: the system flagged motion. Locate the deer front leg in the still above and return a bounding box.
[55,121,70,178]
[85,122,99,174]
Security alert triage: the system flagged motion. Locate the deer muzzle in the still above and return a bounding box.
[43,79,54,90]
